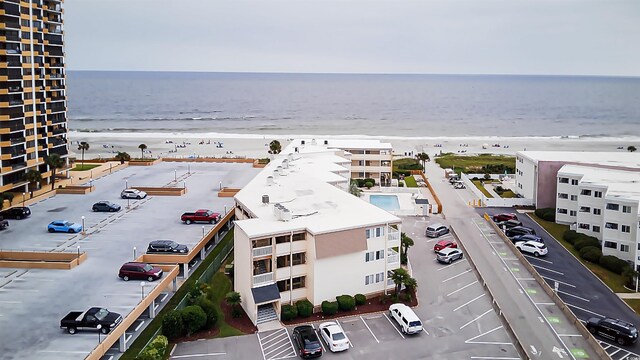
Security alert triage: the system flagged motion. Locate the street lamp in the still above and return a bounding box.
[22,192,25,207]
[188,164,190,174]
[202,225,205,238]
[125,179,128,189]
[77,245,80,264]
[219,181,222,190]
[81,216,85,235]
[89,177,93,188]
[224,205,227,215]
[133,246,137,260]
[97,324,102,343]
[174,169,177,182]
[140,281,146,300]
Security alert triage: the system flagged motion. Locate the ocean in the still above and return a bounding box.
[66,71,640,139]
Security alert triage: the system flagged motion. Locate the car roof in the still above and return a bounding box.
[437,239,453,244]
[389,303,420,321]
[523,241,544,247]
[319,322,342,333]
[438,247,460,254]
[123,262,148,267]
[427,223,444,229]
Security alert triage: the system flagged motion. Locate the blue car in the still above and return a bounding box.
[48,220,83,233]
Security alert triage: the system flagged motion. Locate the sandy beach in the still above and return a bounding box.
[68,131,639,160]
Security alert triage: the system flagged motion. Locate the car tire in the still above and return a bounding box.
[148,276,154,282]
[185,219,192,225]
[209,219,214,224]
[93,208,98,212]
[68,229,75,233]
[137,196,142,199]
[110,208,115,212]
[121,195,126,199]
[48,228,55,233]
[101,326,110,335]
[123,275,129,281]
[458,254,463,260]
[67,327,76,334]
[617,337,626,345]
[447,258,452,264]
[533,252,540,257]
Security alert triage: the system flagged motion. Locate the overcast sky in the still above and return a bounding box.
[64,0,640,76]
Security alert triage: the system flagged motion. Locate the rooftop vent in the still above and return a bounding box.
[312,139,317,145]
[273,169,280,178]
[266,176,274,186]
[294,147,299,153]
[282,159,289,169]
[301,140,305,145]
[262,195,269,205]
[324,140,328,145]
[281,209,291,221]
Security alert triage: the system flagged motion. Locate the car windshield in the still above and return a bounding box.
[304,338,321,348]
[332,332,346,340]
[65,222,74,226]
[168,241,178,248]
[409,321,422,327]
[143,264,154,272]
[94,308,109,321]
[205,210,213,216]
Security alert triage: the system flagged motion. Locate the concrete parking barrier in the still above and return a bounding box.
[420,173,443,214]
[0,250,87,269]
[131,186,185,196]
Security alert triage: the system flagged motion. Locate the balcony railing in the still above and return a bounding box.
[253,246,272,258]
[253,272,274,286]
[388,228,400,243]
[387,251,400,264]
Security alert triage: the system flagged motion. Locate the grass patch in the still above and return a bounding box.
[70,164,100,171]
[624,299,640,314]
[434,153,515,174]
[121,230,235,360]
[499,190,516,198]
[208,270,244,338]
[472,180,493,198]
[403,176,418,188]
[393,157,422,172]
[529,214,630,294]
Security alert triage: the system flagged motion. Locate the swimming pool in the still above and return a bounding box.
[369,195,400,211]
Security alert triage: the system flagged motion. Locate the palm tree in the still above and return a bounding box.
[45,153,65,190]
[114,151,131,164]
[24,169,42,198]
[77,141,89,168]
[268,140,282,155]
[628,146,637,153]
[349,180,362,197]
[401,233,414,265]
[390,268,409,295]
[415,152,430,170]
[225,291,242,317]
[138,144,147,159]
[404,277,418,295]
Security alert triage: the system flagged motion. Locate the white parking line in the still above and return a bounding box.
[310,324,326,353]
[442,269,473,283]
[171,353,226,358]
[465,325,511,345]
[557,290,590,302]
[524,254,553,264]
[540,275,576,288]
[470,357,520,359]
[454,293,486,312]
[531,264,564,275]
[459,309,493,330]
[360,316,379,343]
[447,280,478,297]
[383,313,405,339]
[134,320,145,331]
[437,258,468,271]
[256,333,266,360]
[334,320,353,348]
[558,334,583,337]
[566,303,605,318]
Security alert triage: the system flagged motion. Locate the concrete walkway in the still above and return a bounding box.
[617,292,640,299]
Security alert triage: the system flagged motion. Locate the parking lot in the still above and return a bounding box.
[0,161,259,360]
[482,208,640,360]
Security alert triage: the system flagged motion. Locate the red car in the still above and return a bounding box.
[118,262,163,282]
[434,239,457,252]
[492,213,518,222]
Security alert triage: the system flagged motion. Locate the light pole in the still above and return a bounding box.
[77,245,80,264]
[140,281,146,300]
[22,192,25,207]
[174,169,177,182]
[81,216,85,235]
[224,205,227,215]
[219,181,222,190]
[97,324,102,343]
[188,164,190,174]
[133,246,137,260]
[125,179,128,189]
[89,177,93,188]
[202,225,205,238]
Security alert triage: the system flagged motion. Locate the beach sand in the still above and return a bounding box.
[68,131,638,160]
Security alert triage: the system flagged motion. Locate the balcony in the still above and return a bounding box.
[388,228,400,246]
[387,250,400,264]
[253,245,272,258]
[253,272,274,287]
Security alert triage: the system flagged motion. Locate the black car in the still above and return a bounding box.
[60,307,122,335]
[496,219,523,229]
[510,234,544,244]
[92,201,122,212]
[147,240,189,254]
[505,226,536,238]
[0,206,31,220]
[587,317,638,345]
[0,217,8,230]
[292,325,323,358]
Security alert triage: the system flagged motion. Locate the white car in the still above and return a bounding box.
[121,189,147,199]
[515,240,548,257]
[318,321,349,352]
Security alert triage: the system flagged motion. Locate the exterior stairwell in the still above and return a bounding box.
[257,304,278,324]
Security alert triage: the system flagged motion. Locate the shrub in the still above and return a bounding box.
[398,182,405,187]
[197,297,218,328]
[573,236,600,251]
[365,178,376,185]
[181,305,207,335]
[137,335,168,360]
[161,310,184,339]
[542,211,555,222]
[356,179,366,187]
[379,294,392,305]
[599,255,631,275]
[354,294,367,306]
[296,299,314,317]
[336,295,356,311]
[400,253,408,265]
[483,173,491,180]
[281,304,298,321]
[1,192,14,205]
[321,301,338,316]
[365,181,374,189]
[563,230,580,244]
[579,246,602,263]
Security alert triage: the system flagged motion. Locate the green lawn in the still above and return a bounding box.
[472,180,493,198]
[208,268,245,338]
[393,158,421,172]
[70,164,100,171]
[434,153,515,174]
[403,176,418,188]
[529,214,630,294]
[497,190,516,198]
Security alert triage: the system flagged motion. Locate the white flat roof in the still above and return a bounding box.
[518,151,640,169]
[559,164,640,208]
[235,152,400,238]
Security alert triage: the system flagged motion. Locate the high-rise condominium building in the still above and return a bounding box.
[0,0,68,193]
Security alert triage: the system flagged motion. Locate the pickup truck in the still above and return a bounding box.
[181,209,221,224]
[60,307,122,334]
[0,217,8,230]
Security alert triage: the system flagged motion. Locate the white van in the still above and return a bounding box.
[389,303,423,334]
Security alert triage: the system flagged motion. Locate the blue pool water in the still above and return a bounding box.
[369,195,400,211]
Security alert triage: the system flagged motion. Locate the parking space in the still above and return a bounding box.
[0,162,260,360]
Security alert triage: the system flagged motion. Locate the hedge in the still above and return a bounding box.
[281,304,298,321]
[599,255,631,275]
[181,305,207,335]
[573,237,600,251]
[336,295,356,311]
[296,299,313,318]
[321,301,338,316]
[161,310,184,340]
[562,230,580,245]
[136,335,168,360]
[579,246,602,263]
[197,297,218,328]
[354,294,366,306]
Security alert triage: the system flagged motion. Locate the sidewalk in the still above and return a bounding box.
[617,292,640,299]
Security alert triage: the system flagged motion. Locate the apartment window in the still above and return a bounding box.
[593,226,600,233]
[571,179,579,185]
[376,227,385,237]
[558,193,568,199]
[578,223,590,230]
[570,210,577,216]
[604,241,617,249]
[366,229,371,239]
[358,172,365,178]
[292,233,306,241]
[559,177,569,184]
[581,189,592,196]
[365,274,374,285]
[579,206,591,213]
[275,235,289,244]
[375,272,384,283]
[277,276,306,291]
[570,195,578,201]
[594,191,603,198]
[622,225,631,233]
[623,206,632,213]
[276,253,306,268]
[621,245,630,252]
[376,249,384,260]
[292,276,305,289]
[606,203,620,211]
[557,208,567,214]
[593,208,602,215]
[365,251,374,262]
[605,222,619,230]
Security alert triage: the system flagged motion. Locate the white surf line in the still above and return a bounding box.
[447,280,478,297]
[360,316,380,343]
[383,313,405,339]
[437,259,468,271]
[442,269,473,283]
[454,294,486,312]
[460,309,493,330]
[171,354,226,359]
[557,290,590,302]
[567,303,605,318]
[540,275,576,288]
[464,325,503,343]
[531,264,564,275]
[524,254,553,264]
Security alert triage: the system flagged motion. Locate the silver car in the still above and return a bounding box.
[436,248,463,264]
[121,189,147,199]
[426,223,449,238]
